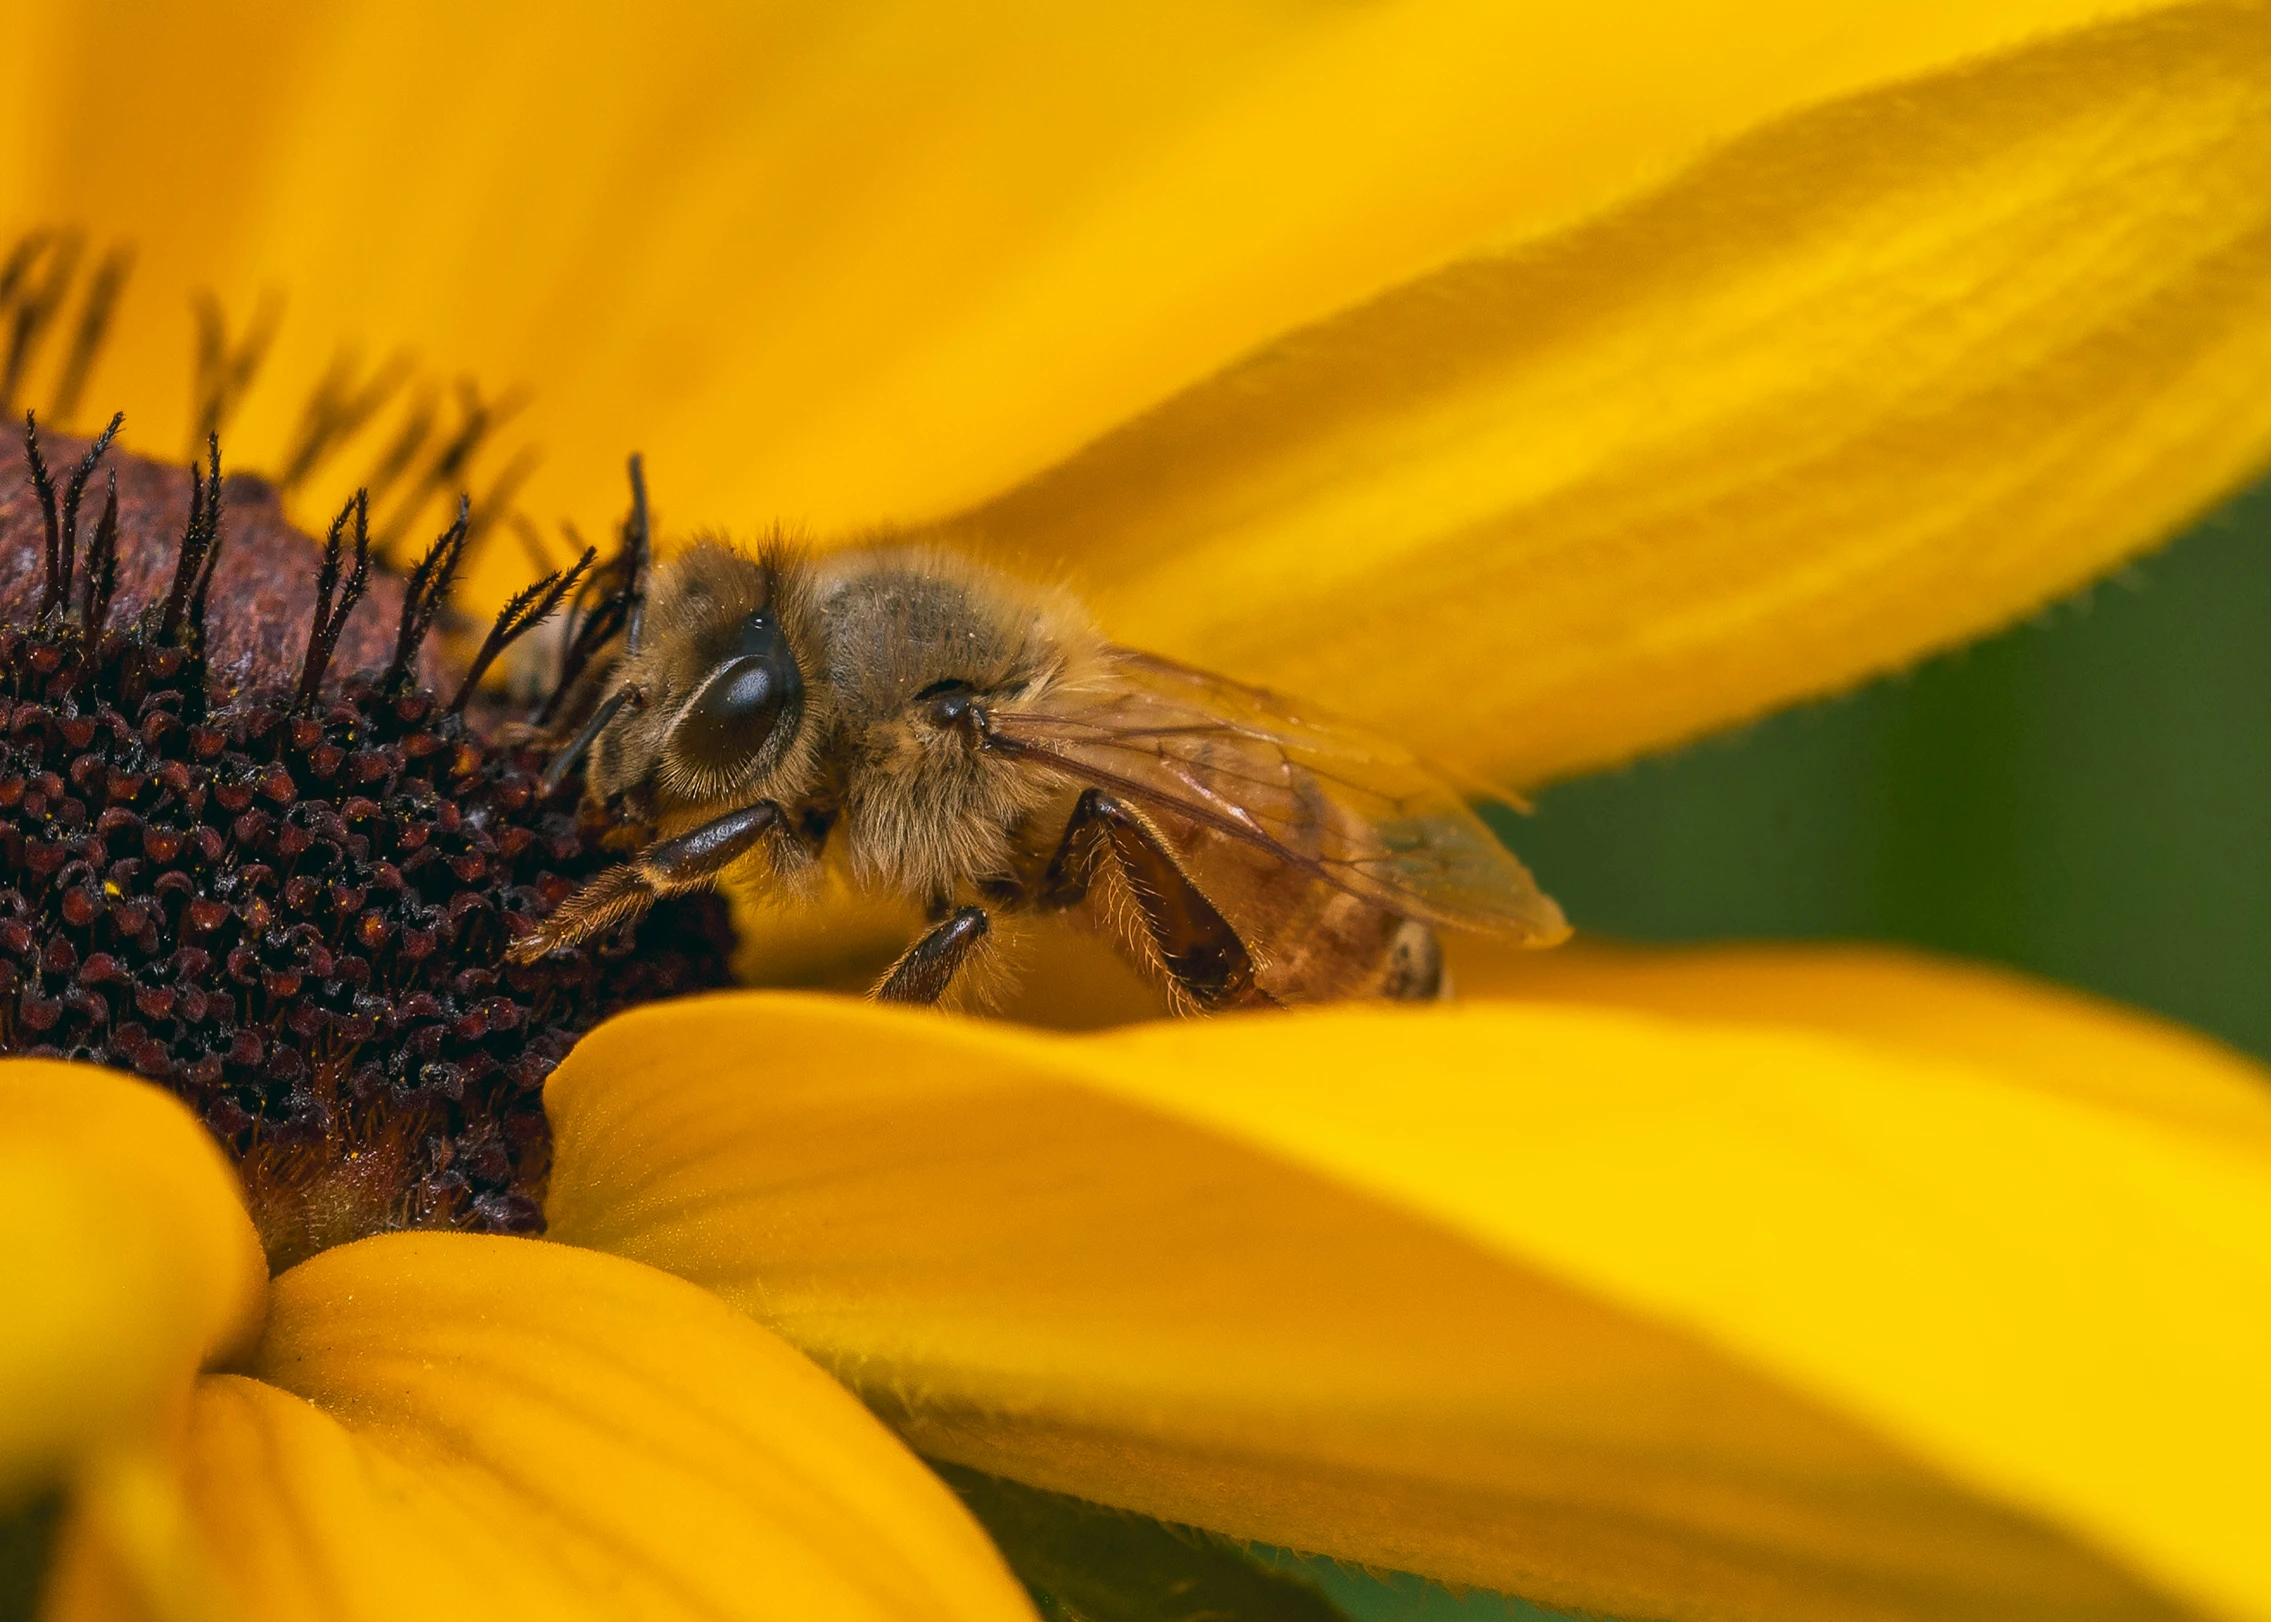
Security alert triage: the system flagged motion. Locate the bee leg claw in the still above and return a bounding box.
[510,800,783,963]
[875,905,990,1005]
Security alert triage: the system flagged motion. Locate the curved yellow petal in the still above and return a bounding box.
[0,3,2164,592]
[0,1060,264,1505]
[40,1449,238,1622]
[946,1,2271,782]
[176,1231,1032,1622]
[548,992,2271,1622]
[1449,936,2271,1150]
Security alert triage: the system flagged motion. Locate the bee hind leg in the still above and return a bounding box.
[1043,789,1274,1014]
[875,905,991,1005]
[507,800,781,963]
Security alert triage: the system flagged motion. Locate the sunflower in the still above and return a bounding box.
[8,3,2271,1620]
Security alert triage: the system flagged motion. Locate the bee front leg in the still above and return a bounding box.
[507,801,781,963]
[875,905,991,1005]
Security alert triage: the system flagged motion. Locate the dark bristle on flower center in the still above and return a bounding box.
[0,418,731,1270]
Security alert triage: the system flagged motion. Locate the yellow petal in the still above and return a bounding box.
[944,2,2271,782]
[0,4,2164,590]
[548,992,2271,1622]
[1448,935,2271,1151]
[0,1060,263,1505]
[176,1231,1032,1622]
[41,1449,239,1622]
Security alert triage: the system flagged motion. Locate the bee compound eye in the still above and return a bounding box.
[671,650,800,774]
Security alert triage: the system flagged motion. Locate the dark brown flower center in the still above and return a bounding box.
[0,422,730,1269]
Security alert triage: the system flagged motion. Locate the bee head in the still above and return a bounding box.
[582,538,818,811]
[666,605,804,782]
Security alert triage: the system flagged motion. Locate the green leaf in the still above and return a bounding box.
[934,1462,1353,1622]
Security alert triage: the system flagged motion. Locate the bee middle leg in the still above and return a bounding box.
[1037,789,1272,1013]
[875,905,991,1005]
[507,800,781,963]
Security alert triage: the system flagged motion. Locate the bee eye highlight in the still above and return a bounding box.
[670,615,802,776]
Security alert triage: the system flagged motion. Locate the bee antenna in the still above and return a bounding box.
[449,546,595,715]
[538,685,630,797]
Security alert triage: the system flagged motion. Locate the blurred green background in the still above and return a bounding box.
[1311,470,2271,1622]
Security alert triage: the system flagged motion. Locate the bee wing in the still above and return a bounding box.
[986,650,1569,941]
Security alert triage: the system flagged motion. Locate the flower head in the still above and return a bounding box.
[9,4,2271,1622]
[0,416,732,1267]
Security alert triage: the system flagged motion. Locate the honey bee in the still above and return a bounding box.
[507,519,1569,1009]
